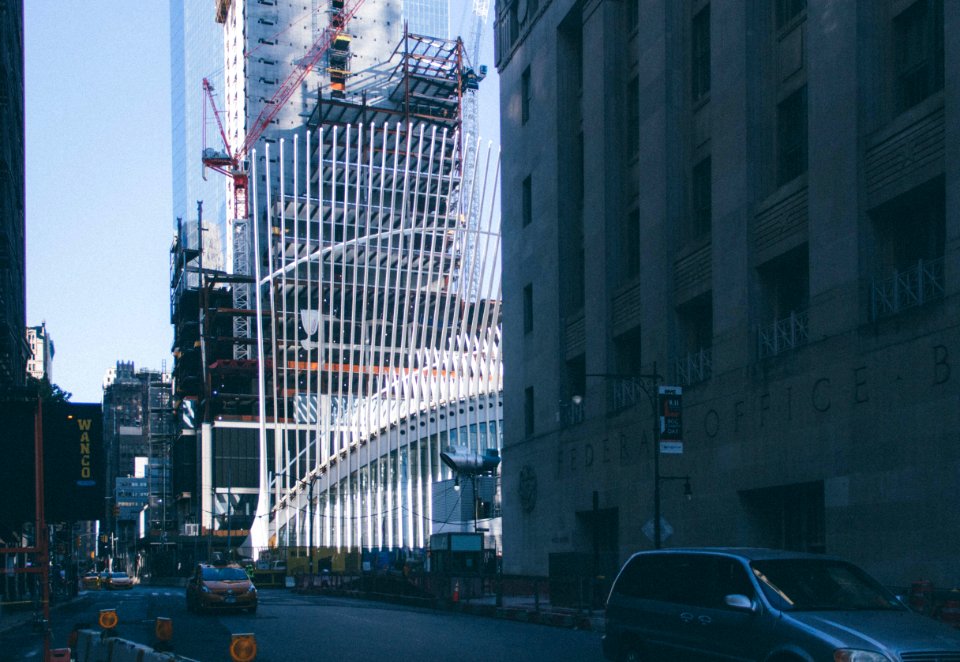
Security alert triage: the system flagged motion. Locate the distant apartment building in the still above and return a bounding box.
[102,362,174,539]
[496,0,960,587]
[0,0,27,390]
[25,322,54,381]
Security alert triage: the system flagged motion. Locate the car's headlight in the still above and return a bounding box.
[834,650,893,662]
[247,585,257,594]
[200,584,211,593]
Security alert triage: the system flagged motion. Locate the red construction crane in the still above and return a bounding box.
[202,0,366,220]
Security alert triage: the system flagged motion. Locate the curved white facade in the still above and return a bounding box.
[249,121,501,554]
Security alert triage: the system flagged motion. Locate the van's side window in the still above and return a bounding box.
[613,554,755,609]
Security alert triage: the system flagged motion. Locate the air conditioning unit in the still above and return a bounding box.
[184,523,199,536]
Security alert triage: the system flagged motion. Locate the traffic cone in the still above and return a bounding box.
[453,580,460,603]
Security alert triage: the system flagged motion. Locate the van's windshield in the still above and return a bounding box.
[750,559,904,612]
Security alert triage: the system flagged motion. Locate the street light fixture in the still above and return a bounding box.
[576,366,690,549]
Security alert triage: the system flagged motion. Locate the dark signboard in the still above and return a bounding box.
[658,386,683,454]
[0,400,104,529]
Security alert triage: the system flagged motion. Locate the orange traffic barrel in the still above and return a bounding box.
[230,633,257,662]
[98,608,118,630]
[155,617,173,642]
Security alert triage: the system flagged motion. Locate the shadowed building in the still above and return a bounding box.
[496,0,959,586]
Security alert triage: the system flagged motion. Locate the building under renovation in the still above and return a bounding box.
[170,0,502,564]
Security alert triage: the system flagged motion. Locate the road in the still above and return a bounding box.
[0,585,606,661]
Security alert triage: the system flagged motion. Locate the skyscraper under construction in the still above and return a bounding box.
[170,1,501,563]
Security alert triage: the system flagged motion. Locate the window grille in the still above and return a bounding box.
[758,309,808,359]
[871,256,944,320]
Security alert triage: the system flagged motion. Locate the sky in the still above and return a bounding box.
[24,2,500,404]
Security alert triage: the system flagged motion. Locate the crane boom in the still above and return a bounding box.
[202,0,366,218]
[237,0,366,162]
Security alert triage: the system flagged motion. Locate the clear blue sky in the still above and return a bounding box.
[24,2,499,404]
[25,2,174,403]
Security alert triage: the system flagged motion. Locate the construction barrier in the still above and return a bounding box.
[73,629,191,662]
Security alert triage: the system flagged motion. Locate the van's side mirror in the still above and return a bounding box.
[724,594,757,612]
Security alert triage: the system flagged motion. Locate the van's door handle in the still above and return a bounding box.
[680,612,695,623]
[698,615,712,625]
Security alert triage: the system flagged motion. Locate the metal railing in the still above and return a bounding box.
[557,399,584,427]
[871,256,945,321]
[611,377,648,412]
[675,347,712,386]
[757,309,809,359]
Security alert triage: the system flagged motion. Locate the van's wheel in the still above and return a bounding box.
[620,648,643,662]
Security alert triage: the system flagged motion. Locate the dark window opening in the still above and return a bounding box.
[522,174,532,226]
[614,326,643,378]
[625,75,639,161]
[691,156,711,239]
[758,244,809,323]
[521,66,531,124]
[871,176,945,273]
[523,283,534,334]
[894,0,944,113]
[740,481,825,553]
[524,386,535,437]
[776,0,806,30]
[620,208,640,282]
[691,5,711,102]
[777,86,807,186]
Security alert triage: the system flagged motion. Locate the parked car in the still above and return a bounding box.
[603,548,960,662]
[186,562,258,614]
[103,571,135,590]
[80,571,101,590]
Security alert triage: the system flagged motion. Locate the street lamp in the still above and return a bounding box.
[574,366,689,550]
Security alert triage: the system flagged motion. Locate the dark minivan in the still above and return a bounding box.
[603,548,960,662]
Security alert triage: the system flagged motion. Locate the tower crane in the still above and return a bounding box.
[202,0,366,221]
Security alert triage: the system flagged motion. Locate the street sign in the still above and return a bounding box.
[658,386,683,454]
[642,517,673,542]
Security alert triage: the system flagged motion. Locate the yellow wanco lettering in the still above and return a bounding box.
[78,419,92,481]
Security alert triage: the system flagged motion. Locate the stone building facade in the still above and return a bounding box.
[497,0,960,586]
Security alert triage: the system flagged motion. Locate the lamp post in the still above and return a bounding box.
[576,366,688,550]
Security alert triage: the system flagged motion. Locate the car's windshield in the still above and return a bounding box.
[202,567,248,581]
[750,559,904,612]
[110,573,127,579]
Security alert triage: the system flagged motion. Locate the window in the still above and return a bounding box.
[870,176,945,319]
[691,157,711,239]
[776,0,806,30]
[691,5,711,102]
[676,293,713,386]
[521,66,531,124]
[626,0,639,29]
[620,209,640,281]
[894,0,944,113]
[757,245,809,358]
[615,554,756,608]
[522,175,532,226]
[523,284,534,333]
[777,86,807,186]
[625,76,639,161]
[524,386,535,437]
